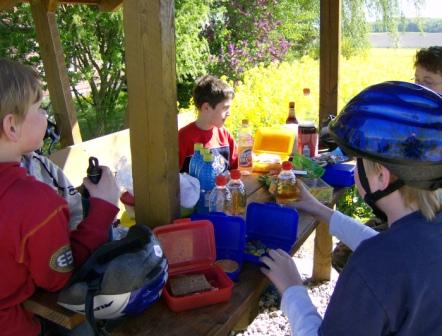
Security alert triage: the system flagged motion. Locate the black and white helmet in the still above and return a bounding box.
[58,225,167,325]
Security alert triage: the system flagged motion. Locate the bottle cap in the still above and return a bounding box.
[194,143,203,151]
[215,175,227,186]
[230,169,241,180]
[289,101,295,109]
[303,88,310,95]
[203,153,213,162]
[120,191,135,206]
[282,161,292,170]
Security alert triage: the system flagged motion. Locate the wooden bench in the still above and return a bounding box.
[24,129,339,333]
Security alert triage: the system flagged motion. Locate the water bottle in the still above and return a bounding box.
[209,175,232,214]
[275,161,300,204]
[189,143,203,177]
[227,169,246,216]
[196,153,216,214]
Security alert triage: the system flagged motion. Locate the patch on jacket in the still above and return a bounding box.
[50,245,74,272]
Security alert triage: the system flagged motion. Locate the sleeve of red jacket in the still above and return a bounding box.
[22,187,118,292]
[23,201,74,292]
[69,197,119,266]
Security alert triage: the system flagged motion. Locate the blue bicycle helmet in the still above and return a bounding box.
[329,81,442,190]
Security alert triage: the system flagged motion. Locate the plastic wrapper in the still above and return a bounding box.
[115,156,133,194]
[291,153,324,178]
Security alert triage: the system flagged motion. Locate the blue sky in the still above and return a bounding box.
[400,0,442,18]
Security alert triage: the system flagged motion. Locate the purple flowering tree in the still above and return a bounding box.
[205,0,292,79]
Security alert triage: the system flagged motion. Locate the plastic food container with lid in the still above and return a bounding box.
[153,219,233,312]
[252,127,295,173]
[191,212,245,281]
[244,202,298,264]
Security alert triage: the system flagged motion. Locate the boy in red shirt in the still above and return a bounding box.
[178,75,238,173]
[0,59,120,335]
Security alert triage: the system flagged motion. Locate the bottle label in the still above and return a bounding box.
[239,147,253,167]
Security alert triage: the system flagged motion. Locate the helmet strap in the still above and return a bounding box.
[356,158,404,222]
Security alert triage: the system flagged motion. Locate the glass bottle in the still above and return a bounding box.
[227,169,247,216]
[237,119,254,175]
[209,175,232,214]
[284,101,299,156]
[275,161,300,204]
[286,101,299,124]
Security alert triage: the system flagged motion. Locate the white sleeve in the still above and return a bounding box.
[329,211,379,251]
[281,286,322,336]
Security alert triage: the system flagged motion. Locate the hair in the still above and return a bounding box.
[414,46,442,75]
[363,159,441,221]
[192,75,234,110]
[0,59,42,133]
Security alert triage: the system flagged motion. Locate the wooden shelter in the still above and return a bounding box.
[0,0,340,242]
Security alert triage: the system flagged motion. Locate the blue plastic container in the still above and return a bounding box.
[191,212,245,281]
[244,202,298,264]
[322,162,356,188]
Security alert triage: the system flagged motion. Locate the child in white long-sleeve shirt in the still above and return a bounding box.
[261,81,442,336]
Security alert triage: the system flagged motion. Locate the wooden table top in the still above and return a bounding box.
[110,174,317,335]
[25,173,319,335]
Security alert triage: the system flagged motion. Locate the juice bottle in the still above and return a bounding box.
[227,169,247,216]
[298,121,318,158]
[275,161,300,204]
[238,119,254,175]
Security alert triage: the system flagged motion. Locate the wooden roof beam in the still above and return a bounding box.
[31,0,82,146]
[52,0,122,11]
[0,0,23,11]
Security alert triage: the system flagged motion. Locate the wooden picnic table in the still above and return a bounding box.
[25,173,341,334]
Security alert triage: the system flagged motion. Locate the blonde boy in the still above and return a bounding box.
[0,59,119,335]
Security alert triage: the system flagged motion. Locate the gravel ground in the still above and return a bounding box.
[231,235,339,336]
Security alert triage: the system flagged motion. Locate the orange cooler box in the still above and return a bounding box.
[153,219,233,312]
[252,127,295,173]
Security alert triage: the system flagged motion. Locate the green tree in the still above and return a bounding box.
[175,0,212,107]
[56,5,126,139]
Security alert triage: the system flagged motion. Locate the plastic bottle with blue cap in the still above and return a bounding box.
[189,143,203,177]
[196,152,216,214]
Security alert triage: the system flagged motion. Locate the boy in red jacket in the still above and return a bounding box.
[0,59,120,335]
[178,75,238,174]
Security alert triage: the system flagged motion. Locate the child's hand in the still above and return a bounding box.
[260,249,303,295]
[83,166,120,206]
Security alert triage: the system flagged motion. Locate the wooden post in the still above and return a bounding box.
[314,0,341,281]
[312,220,333,281]
[123,0,180,227]
[30,0,82,147]
[319,0,341,123]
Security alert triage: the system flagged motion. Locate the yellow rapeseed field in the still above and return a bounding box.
[180,48,418,138]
